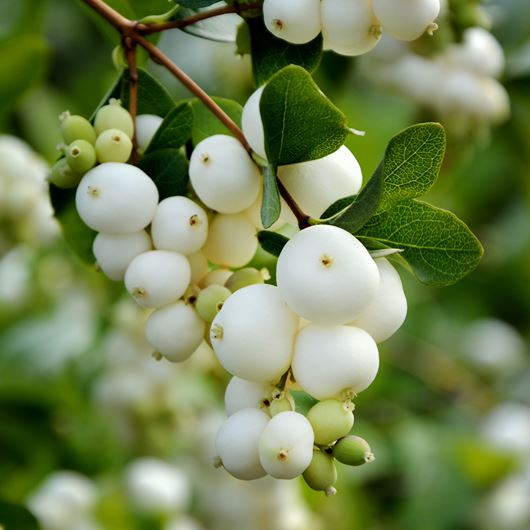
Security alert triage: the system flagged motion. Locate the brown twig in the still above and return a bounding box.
[277,179,310,229]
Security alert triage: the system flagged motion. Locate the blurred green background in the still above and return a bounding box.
[1,1,530,529]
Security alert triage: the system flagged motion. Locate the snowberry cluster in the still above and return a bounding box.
[262,0,441,56]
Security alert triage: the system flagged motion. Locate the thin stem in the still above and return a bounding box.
[277,179,310,229]
[123,36,139,163]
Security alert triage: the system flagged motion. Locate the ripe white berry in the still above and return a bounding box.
[258,411,314,479]
[242,86,267,160]
[215,408,269,480]
[321,0,381,57]
[224,377,274,416]
[278,146,363,218]
[200,268,233,288]
[372,0,440,41]
[349,258,407,343]
[135,114,163,152]
[202,213,258,268]
[93,230,152,281]
[189,135,261,214]
[151,196,209,254]
[263,0,321,45]
[276,225,380,324]
[75,162,158,233]
[210,284,298,382]
[124,250,191,308]
[144,300,205,362]
[292,324,379,400]
[186,250,208,285]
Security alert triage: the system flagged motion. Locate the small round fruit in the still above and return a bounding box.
[332,435,375,466]
[210,284,298,382]
[186,251,208,285]
[258,411,314,479]
[241,86,267,159]
[59,111,96,145]
[95,128,133,163]
[225,267,266,292]
[124,250,191,308]
[189,135,261,214]
[215,408,269,480]
[263,0,321,45]
[302,450,338,494]
[195,284,232,322]
[349,258,407,343]
[292,324,379,400]
[276,225,380,324]
[278,146,363,218]
[135,114,163,152]
[75,163,158,233]
[145,301,205,362]
[269,392,295,416]
[224,377,274,416]
[202,213,258,268]
[65,139,96,173]
[48,158,82,189]
[200,268,233,288]
[307,399,354,446]
[94,98,134,137]
[151,196,208,254]
[93,230,152,281]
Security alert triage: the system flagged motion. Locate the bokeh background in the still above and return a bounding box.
[1,0,530,529]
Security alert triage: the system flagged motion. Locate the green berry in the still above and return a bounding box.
[302,450,338,495]
[225,267,270,292]
[307,399,354,446]
[59,111,96,145]
[332,435,375,466]
[95,129,133,163]
[48,158,82,189]
[269,390,294,416]
[94,98,134,138]
[196,284,232,322]
[65,139,96,173]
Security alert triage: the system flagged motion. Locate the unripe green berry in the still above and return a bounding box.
[94,98,134,138]
[307,399,354,446]
[59,111,96,145]
[302,450,338,495]
[332,435,375,466]
[195,284,232,322]
[269,390,295,416]
[65,139,96,173]
[225,267,270,292]
[95,129,133,163]
[48,158,82,189]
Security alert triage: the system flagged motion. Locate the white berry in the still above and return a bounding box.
[225,377,274,416]
[242,86,267,160]
[135,114,163,152]
[200,268,233,288]
[186,250,209,285]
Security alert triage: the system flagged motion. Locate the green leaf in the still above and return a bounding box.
[146,102,193,153]
[257,230,289,257]
[357,200,484,285]
[260,65,348,166]
[261,164,281,228]
[89,73,122,121]
[0,499,41,530]
[177,0,220,7]
[190,96,242,144]
[138,148,189,200]
[320,195,356,219]
[248,18,323,85]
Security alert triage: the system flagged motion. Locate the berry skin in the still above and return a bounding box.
[332,435,375,466]
[292,324,379,400]
[276,225,380,325]
[95,129,133,163]
[145,300,205,362]
[65,139,96,173]
[263,0,321,45]
[215,408,269,480]
[302,450,338,495]
[151,196,208,255]
[307,399,354,446]
[200,268,233,288]
[278,146,363,218]
[195,284,232,323]
[258,411,314,479]
[135,114,163,152]
[186,251,209,285]
[48,158,82,189]
[93,230,152,281]
[225,267,267,293]
[241,86,267,160]
[124,250,191,308]
[224,377,274,416]
[94,98,134,138]
[59,111,97,145]
[189,135,261,214]
[210,284,299,382]
[75,162,159,233]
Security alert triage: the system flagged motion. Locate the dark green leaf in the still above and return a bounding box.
[146,102,193,153]
[190,97,242,144]
[261,164,281,228]
[138,148,189,200]
[248,17,322,85]
[236,21,252,56]
[177,0,220,7]
[89,72,123,121]
[357,200,483,285]
[257,230,289,257]
[0,499,41,530]
[261,65,348,166]
[320,195,356,219]
[128,0,173,18]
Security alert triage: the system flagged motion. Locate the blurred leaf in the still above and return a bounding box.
[248,18,322,85]
[138,148,189,200]
[89,73,122,121]
[261,164,281,228]
[0,500,40,530]
[146,101,193,152]
[261,65,347,166]
[190,97,242,144]
[128,0,174,18]
[257,230,289,257]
